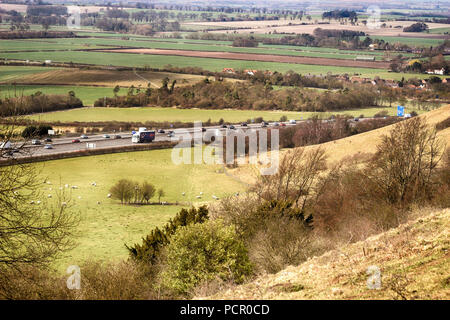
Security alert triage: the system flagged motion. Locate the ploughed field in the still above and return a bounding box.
[98,48,391,69]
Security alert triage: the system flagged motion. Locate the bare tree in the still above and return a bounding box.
[367,117,444,206]
[252,147,327,213]
[0,123,78,272]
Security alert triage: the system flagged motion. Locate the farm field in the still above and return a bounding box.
[0,84,115,106]
[0,66,59,82]
[99,48,391,69]
[26,106,426,124]
[189,19,450,38]
[4,67,209,87]
[2,36,417,61]
[34,147,245,271]
[1,50,433,81]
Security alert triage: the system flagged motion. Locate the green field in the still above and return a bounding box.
[26,105,426,124]
[1,36,415,61]
[2,48,442,81]
[0,84,115,106]
[34,148,244,270]
[364,35,446,47]
[0,66,58,82]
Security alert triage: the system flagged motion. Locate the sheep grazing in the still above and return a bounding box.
[71,186,78,189]
[78,196,82,199]
[107,193,111,198]
[47,181,51,185]
[48,194,52,198]
[30,200,35,204]
[182,192,185,196]
[199,192,203,195]
[61,202,67,206]
[65,184,69,188]
[91,182,97,186]
[196,195,201,199]
[212,195,219,200]
[36,200,41,204]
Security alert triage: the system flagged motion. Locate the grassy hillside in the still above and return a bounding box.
[304,104,450,164]
[205,207,449,300]
[34,148,244,271]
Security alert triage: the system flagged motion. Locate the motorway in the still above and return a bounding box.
[6,121,294,159]
[3,116,377,159]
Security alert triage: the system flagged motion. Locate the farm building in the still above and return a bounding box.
[222,68,235,74]
[355,56,376,62]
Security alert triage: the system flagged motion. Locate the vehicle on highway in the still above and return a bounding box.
[202,128,206,132]
[273,122,280,127]
[353,117,359,122]
[103,134,110,139]
[31,139,41,145]
[221,124,228,128]
[131,129,154,143]
[80,134,88,139]
[114,135,122,139]
[241,122,247,126]
[261,123,267,128]
[158,129,165,134]
[289,119,296,124]
[229,125,236,130]
[44,138,52,142]
[167,132,175,138]
[281,123,286,126]
[44,144,53,149]
[72,139,80,143]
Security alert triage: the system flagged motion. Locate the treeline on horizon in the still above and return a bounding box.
[0,91,82,117]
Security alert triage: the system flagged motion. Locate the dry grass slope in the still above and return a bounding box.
[203,207,450,300]
[304,104,450,164]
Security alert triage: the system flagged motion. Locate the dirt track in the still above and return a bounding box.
[99,48,391,69]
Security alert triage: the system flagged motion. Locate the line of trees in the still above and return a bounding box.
[0,91,82,117]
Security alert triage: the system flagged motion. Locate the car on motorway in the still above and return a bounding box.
[72,139,80,143]
[44,144,53,149]
[281,123,286,127]
[31,139,41,145]
[221,124,227,128]
[353,117,359,122]
[261,122,267,128]
[167,132,175,138]
[289,119,296,124]
[114,135,122,139]
[158,129,165,134]
[241,123,247,126]
[44,138,52,143]
[80,134,88,139]
[201,128,206,132]
[103,134,110,139]
[229,125,236,130]
[273,122,280,127]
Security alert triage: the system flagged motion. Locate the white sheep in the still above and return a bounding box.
[65,184,69,188]
[71,185,78,189]
[182,192,185,196]
[107,193,111,198]
[196,195,201,199]
[199,192,203,195]
[48,194,52,198]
